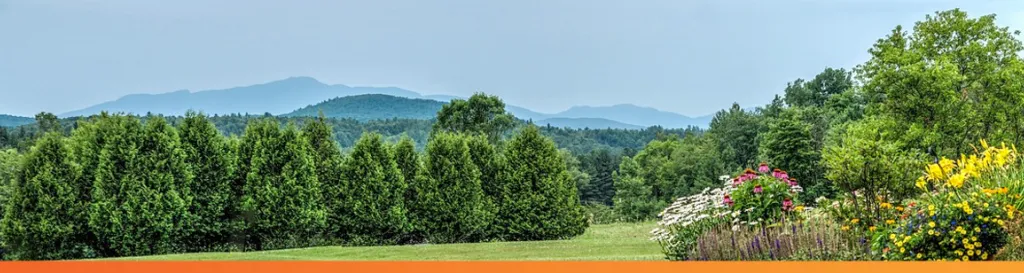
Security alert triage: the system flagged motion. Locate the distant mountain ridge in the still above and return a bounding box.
[284,94,648,129]
[0,114,34,127]
[58,76,714,129]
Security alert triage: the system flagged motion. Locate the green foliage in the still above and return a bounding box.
[708,103,763,171]
[465,134,504,199]
[0,133,94,260]
[301,114,345,241]
[560,149,591,203]
[613,157,662,221]
[236,119,327,250]
[178,111,235,251]
[822,117,926,225]
[88,115,190,257]
[409,132,494,243]
[857,8,1024,157]
[582,202,619,225]
[783,68,853,108]
[432,93,515,143]
[727,169,802,224]
[759,112,824,202]
[34,112,61,134]
[628,134,725,204]
[494,125,588,240]
[0,149,19,228]
[338,132,410,245]
[578,149,618,206]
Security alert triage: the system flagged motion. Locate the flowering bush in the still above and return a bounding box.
[651,180,733,260]
[727,164,804,224]
[873,140,1019,261]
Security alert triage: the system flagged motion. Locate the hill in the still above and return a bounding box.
[283,94,446,121]
[534,117,645,130]
[0,114,34,127]
[554,104,712,129]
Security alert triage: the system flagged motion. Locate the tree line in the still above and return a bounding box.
[0,94,588,260]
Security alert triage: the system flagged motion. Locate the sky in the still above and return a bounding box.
[2,0,1024,117]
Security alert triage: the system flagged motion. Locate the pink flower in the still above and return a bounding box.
[724,195,734,206]
[732,177,743,187]
[787,178,798,187]
[753,185,763,194]
[779,171,789,181]
[782,198,794,211]
[758,162,770,173]
[772,169,783,179]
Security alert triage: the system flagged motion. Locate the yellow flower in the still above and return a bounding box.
[917,253,923,259]
[968,250,974,256]
[896,206,904,212]
[928,221,936,228]
[869,226,877,232]
[982,252,988,260]
[926,164,945,180]
[975,242,982,248]
[974,227,981,232]
[916,177,928,190]
[963,256,969,261]
[851,218,860,224]
[795,205,804,212]
[900,247,905,253]
[962,238,970,245]
[841,225,850,231]
[928,230,935,236]
[886,219,896,225]
[947,173,966,189]
[939,157,955,175]
[880,203,893,209]
[889,234,897,241]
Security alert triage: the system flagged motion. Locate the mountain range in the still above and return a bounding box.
[52,77,714,129]
[0,114,35,127]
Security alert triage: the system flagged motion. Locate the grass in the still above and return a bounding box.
[106,222,663,261]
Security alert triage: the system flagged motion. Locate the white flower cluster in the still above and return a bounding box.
[650,178,735,241]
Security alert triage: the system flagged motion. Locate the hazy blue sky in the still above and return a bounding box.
[2,0,1023,117]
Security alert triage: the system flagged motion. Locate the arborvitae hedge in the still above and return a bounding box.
[236,119,326,250]
[338,133,409,245]
[0,113,592,260]
[494,125,588,241]
[178,111,235,251]
[410,132,494,243]
[0,133,93,260]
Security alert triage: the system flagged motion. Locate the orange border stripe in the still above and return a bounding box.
[1,261,1023,273]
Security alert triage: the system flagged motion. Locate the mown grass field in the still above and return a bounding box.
[106,222,662,261]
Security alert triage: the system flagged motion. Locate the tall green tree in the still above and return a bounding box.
[301,114,345,241]
[338,132,409,245]
[759,112,825,202]
[410,132,494,243]
[612,156,661,221]
[560,149,591,204]
[432,93,516,143]
[0,133,93,260]
[0,149,19,226]
[856,9,1024,156]
[89,116,190,257]
[236,120,326,250]
[34,112,61,134]
[465,134,504,199]
[707,103,763,171]
[178,111,235,251]
[579,148,618,205]
[493,125,587,241]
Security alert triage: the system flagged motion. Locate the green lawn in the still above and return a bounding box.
[107,222,663,261]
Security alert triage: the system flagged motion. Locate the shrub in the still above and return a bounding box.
[726,164,803,224]
[873,140,1017,261]
[583,202,619,225]
[651,179,733,261]
[178,111,235,251]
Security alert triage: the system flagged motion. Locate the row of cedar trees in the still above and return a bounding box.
[0,111,587,260]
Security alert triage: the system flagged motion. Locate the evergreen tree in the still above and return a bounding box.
[89,115,190,257]
[0,133,93,260]
[391,135,422,242]
[178,111,235,251]
[580,149,617,206]
[494,125,587,241]
[612,157,661,221]
[410,132,493,243]
[338,132,409,245]
[465,134,503,199]
[301,114,345,240]
[237,119,326,250]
